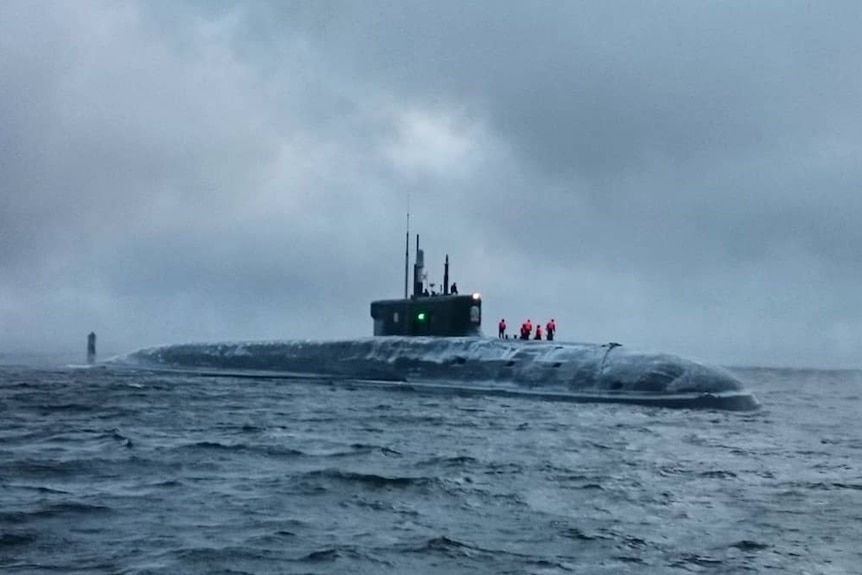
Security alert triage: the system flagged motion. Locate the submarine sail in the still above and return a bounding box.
[370,235,481,337]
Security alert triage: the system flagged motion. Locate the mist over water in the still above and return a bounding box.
[1,365,861,574]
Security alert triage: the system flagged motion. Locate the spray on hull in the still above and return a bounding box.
[114,337,759,411]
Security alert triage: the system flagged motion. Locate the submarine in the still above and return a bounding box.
[113,234,760,411]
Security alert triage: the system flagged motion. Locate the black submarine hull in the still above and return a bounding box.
[113,337,760,411]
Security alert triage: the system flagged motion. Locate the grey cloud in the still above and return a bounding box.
[1,0,860,368]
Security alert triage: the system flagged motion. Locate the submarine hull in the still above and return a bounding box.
[113,337,760,411]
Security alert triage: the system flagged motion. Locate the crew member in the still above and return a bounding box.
[450,282,458,295]
[498,318,507,338]
[520,322,529,340]
[546,319,555,341]
[534,324,543,340]
[526,319,532,339]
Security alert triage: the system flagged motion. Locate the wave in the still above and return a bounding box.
[30,501,111,519]
[300,468,434,489]
[172,441,305,459]
[416,455,479,467]
[0,531,37,547]
[297,546,392,567]
[729,540,770,551]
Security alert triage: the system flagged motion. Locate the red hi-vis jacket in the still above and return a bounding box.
[535,325,543,338]
[499,319,506,330]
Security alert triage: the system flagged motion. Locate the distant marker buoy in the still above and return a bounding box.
[87,332,97,365]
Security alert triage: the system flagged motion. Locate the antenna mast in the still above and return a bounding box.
[403,192,410,298]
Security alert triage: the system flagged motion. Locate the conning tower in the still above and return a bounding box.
[370,235,482,336]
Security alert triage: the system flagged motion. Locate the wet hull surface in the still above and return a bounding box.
[112,338,760,411]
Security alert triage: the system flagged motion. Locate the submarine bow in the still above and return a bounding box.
[114,338,759,411]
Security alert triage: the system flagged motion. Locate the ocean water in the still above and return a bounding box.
[1,363,861,574]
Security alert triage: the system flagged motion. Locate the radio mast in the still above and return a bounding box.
[403,193,410,298]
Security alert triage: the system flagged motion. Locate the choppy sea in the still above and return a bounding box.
[1,361,861,574]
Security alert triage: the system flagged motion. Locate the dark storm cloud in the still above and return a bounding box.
[228,1,862,297]
[1,0,860,367]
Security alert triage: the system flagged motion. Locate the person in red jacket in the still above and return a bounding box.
[534,324,543,340]
[546,319,556,341]
[498,318,507,338]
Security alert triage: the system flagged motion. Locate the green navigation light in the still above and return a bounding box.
[417,312,426,321]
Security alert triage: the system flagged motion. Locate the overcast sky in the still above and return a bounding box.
[2,0,861,368]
